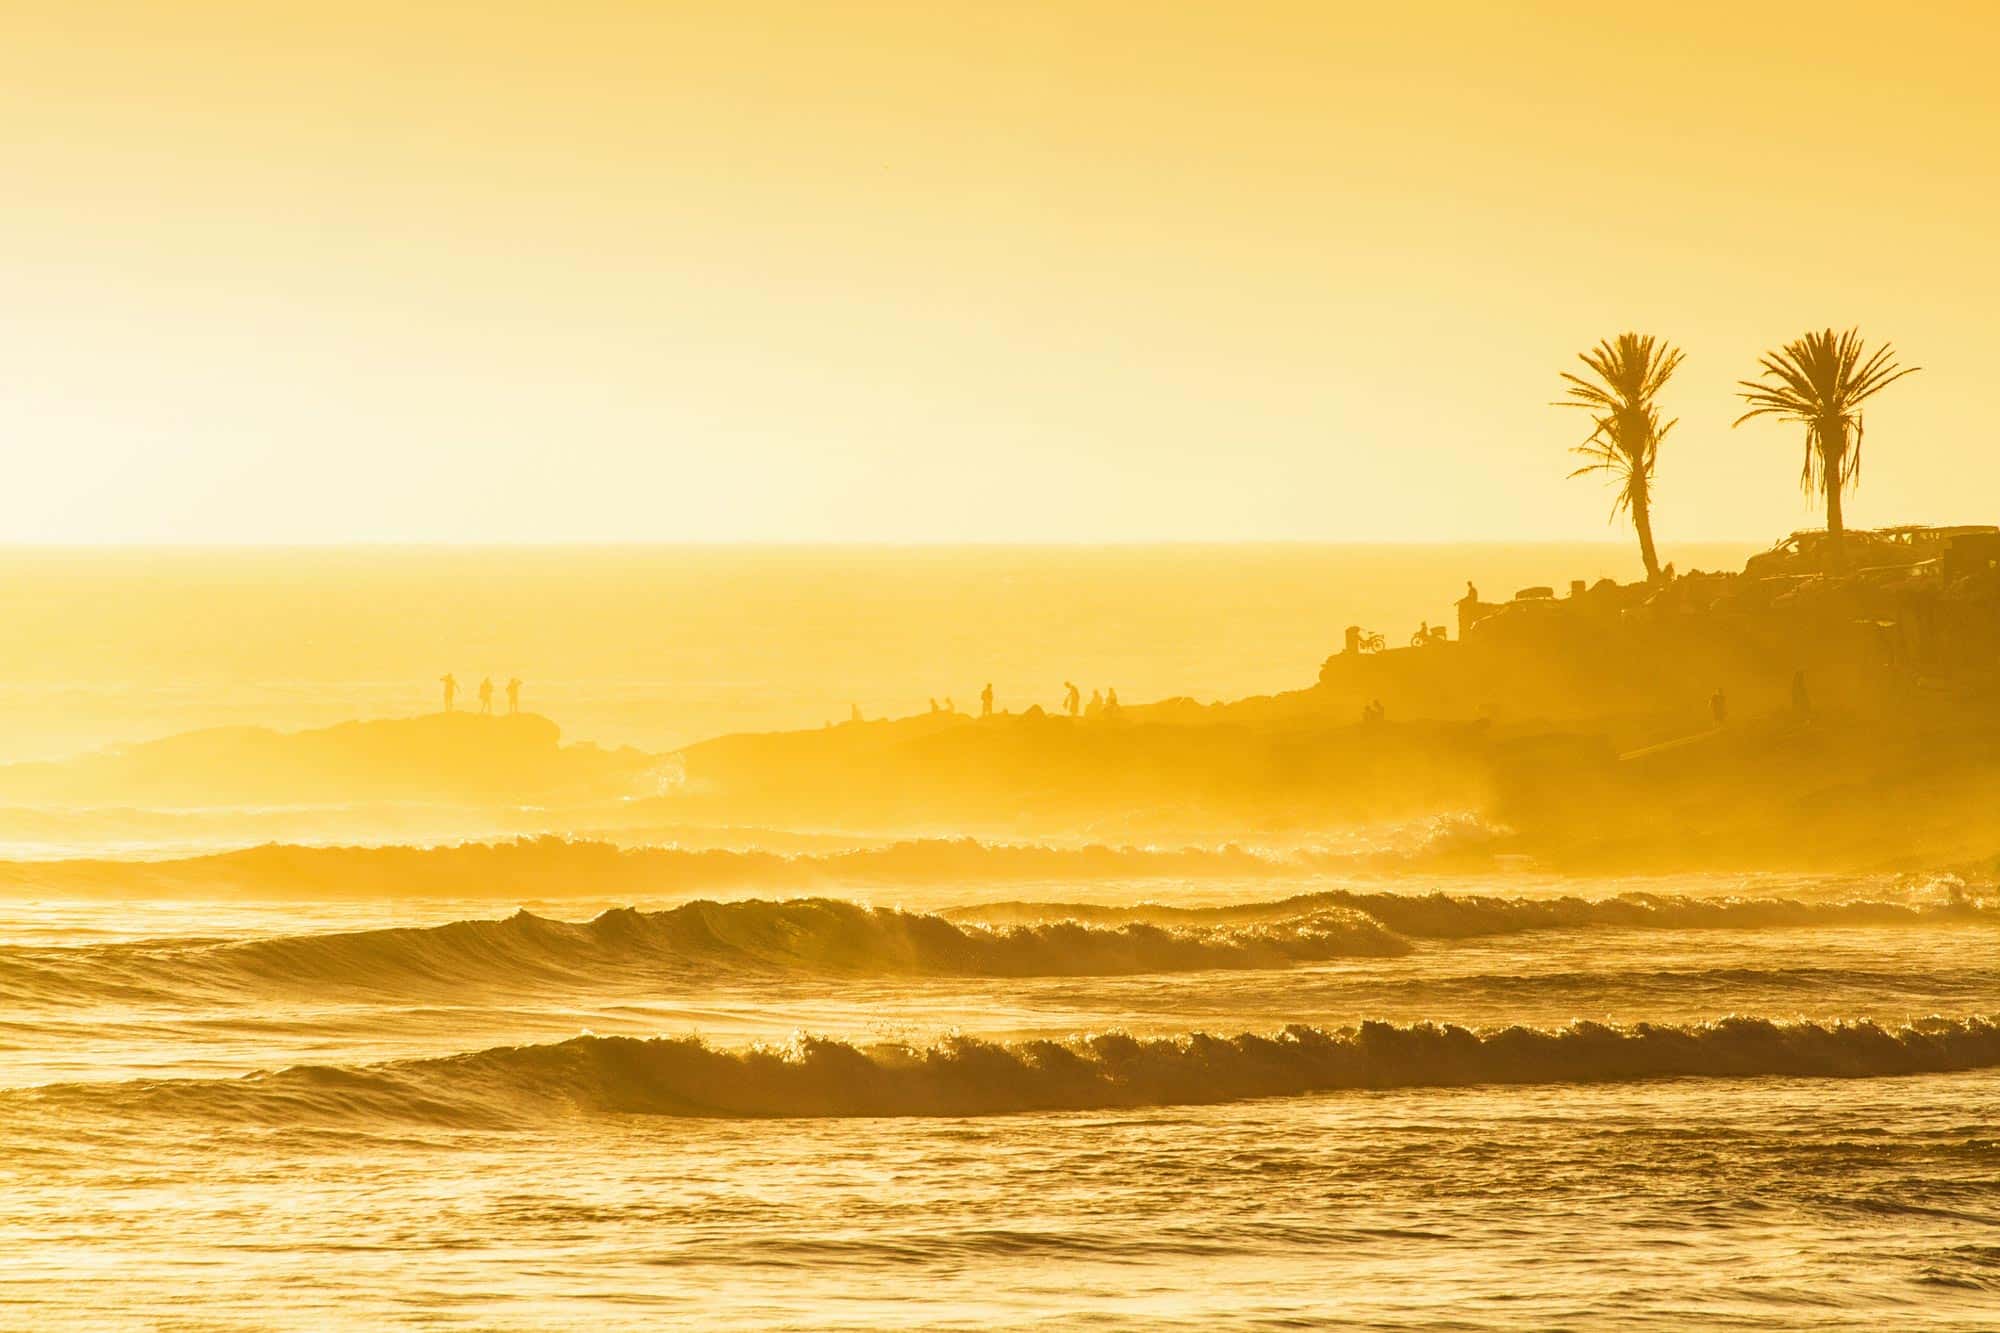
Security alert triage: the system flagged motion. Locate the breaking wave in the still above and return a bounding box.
[0,899,1405,1005]
[951,887,2000,938]
[15,1015,2000,1125]
[0,831,1488,899]
[11,880,1994,1007]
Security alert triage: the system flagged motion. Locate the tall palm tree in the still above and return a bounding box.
[1556,332,1684,581]
[1734,328,1919,570]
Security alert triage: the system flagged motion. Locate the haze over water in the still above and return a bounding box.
[10,0,2000,1325]
[0,543,1751,763]
[7,544,2000,1329]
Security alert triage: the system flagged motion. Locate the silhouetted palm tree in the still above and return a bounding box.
[1735,328,1919,569]
[1556,333,1684,581]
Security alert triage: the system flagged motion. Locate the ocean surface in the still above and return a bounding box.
[8,542,1993,1329]
[5,859,1999,1329]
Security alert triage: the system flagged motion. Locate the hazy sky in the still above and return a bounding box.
[2,1,1994,543]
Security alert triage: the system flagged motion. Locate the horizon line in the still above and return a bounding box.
[0,536,1774,552]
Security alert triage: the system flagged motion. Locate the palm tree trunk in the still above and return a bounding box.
[1822,422,1848,571]
[1631,480,1662,581]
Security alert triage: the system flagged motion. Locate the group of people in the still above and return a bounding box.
[1708,672,1810,728]
[1060,681,1121,718]
[439,674,522,715]
[918,682,1122,720]
[917,690,985,717]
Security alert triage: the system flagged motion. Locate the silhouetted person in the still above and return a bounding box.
[850,702,863,723]
[1086,688,1103,719]
[506,677,521,715]
[1104,687,1120,715]
[439,673,458,713]
[929,697,940,714]
[980,683,994,718]
[943,696,955,714]
[1063,681,1081,717]
[477,677,494,715]
[1791,670,1812,720]
[1710,686,1728,726]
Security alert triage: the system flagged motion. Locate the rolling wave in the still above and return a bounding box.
[13,1015,1998,1124]
[951,887,2000,938]
[0,899,1405,1005]
[9,881,1992,1007]
[0,829,1489,899]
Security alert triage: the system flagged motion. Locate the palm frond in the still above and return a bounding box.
[1555,332,1681,534]
[1734,326,1918,499]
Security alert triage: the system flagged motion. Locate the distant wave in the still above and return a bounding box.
[951,887,2000,938]
[0,899,1405,1005]
[0,830,1492,899]
[15,1016,1999,1125]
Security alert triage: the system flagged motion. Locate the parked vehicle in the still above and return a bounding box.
[1745,525,1998,580]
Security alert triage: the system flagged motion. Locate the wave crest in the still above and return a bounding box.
[1,898,1405,1005]
[0,832,1483,898]
[18,1015,2000,1124]
[952,888,2000,938]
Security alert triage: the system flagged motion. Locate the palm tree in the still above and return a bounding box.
[1734,328,1919,570]
[1556,332,1685,581]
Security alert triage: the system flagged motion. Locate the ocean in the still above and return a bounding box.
[12,542,1999,1330]
[4,865,1998,1328]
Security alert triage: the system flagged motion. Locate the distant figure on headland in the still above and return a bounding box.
[506,677,521,715]
[1063,681,1081,717]
[1086,688,1104,719]
[478,677,495,715]
[1456,583,1481,639]
[440,673,458,713]
[1362,698,1386,724]
[1104,687,1120,715]
[943,696,955,714]
[1791,670,1812,721]
[850,702,864,723]
[980,683,994,718]
[1710,686,1728,726]
[929,697,940,714]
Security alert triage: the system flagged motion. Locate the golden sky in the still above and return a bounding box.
[1,1,1993,543]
